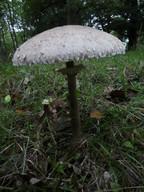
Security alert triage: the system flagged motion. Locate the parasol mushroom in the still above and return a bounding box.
[12,25,125,139]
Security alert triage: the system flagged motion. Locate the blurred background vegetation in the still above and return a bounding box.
[0,0,144,61]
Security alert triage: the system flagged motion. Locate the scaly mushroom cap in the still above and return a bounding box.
[13,25,125,66]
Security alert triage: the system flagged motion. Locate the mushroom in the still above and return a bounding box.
[12,25,125,139]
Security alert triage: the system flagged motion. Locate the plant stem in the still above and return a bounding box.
[66,61,81,139]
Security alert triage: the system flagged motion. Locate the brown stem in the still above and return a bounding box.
[66,61,81,138]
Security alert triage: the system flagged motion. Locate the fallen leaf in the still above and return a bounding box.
[105,87,138,103]
[110,89,126,100]
[11,92,23,105]
[12,92,22,100]
[53,99,66,108]
[30,178,40,185]
[15,109,25,115]
[105,88,127,103]
[4,95,11,104]
[124,141,134,149]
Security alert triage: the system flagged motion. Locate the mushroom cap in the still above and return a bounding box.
[13,25,125,66]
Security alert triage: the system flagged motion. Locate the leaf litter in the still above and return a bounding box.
[104,86,138,103]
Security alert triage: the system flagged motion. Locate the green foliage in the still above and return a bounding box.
[0,0,144,59]
[0,48,144,191]
[0,0,27,58]
[86,0,144,49]
[120,75,127,97]
[4,95,11,104]
[124,141,134,149]
[23,0,86,34]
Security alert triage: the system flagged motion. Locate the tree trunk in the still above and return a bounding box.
[127,0,138,49]
[66,0,81,25]
[0,23,7,56]
[6,0,18,50]
[6,19,16,51]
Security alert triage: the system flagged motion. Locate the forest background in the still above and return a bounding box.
[0,0,144,61]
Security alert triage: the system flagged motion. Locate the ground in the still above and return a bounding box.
[0,47,144,191]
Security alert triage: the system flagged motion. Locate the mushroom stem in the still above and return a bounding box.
[66,61,81,138]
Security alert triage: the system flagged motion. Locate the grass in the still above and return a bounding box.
[0,47,144,191]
